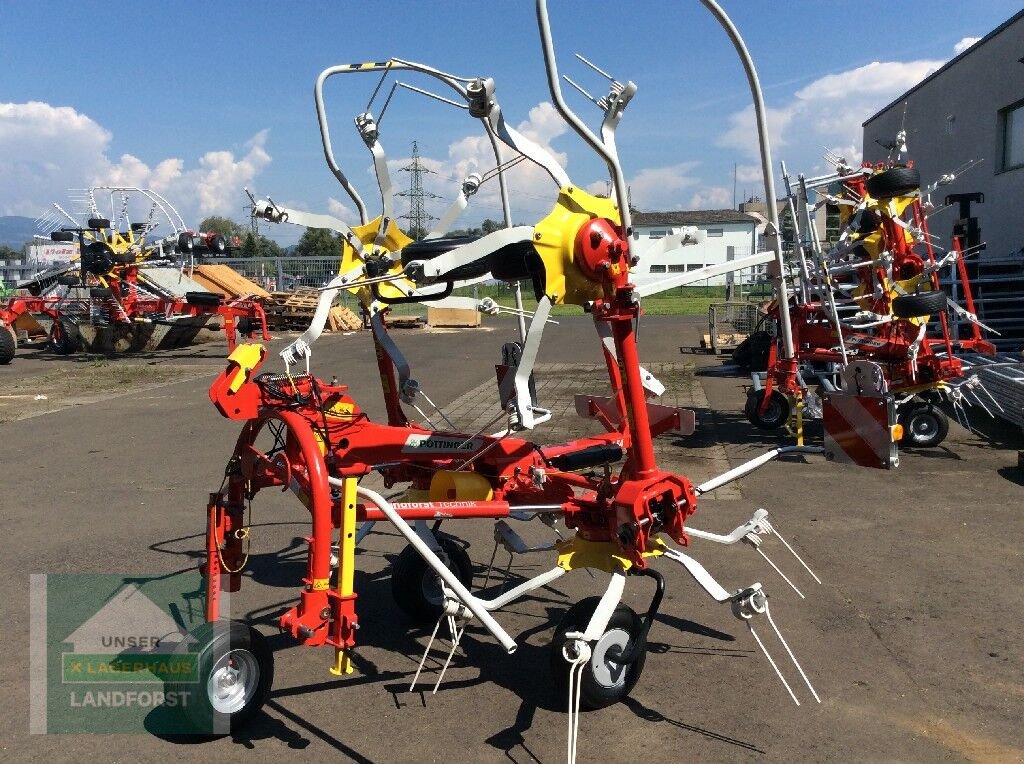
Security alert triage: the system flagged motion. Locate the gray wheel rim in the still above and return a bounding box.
[909,411,938,440]
[207,649,260,715]
[591,627,630,689]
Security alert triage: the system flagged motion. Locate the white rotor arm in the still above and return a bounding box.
[634,250,775,298]
[405,225,534,283]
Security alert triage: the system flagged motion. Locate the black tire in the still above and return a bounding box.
[891,289,946,318]
[899,403,949,448]
[0,325,16,365]
[168,620,273,736]
[87,217,110,230]
[208,234,227,255]
[744,389,790,430]
[549,597,647,710]
[49,320,78,355]
[177,232,194,255]
[865,166,920,199]
[391,535,473,622]
[50,230,75,243]
[186,291,224,307]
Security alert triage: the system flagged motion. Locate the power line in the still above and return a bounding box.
[396,140,441,240]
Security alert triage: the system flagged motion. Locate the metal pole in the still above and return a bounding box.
[699,0,795,363]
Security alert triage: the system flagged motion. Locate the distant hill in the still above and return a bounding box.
[0,216,38,249]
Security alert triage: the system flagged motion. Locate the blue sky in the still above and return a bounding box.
[1,1,1020,244]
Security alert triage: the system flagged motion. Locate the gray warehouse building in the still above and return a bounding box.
[863,10,1024,260]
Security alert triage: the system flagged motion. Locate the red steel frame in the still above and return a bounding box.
[757,171,994,411]
[203,219,699,655]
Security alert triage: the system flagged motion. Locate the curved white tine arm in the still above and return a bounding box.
[580,572,627,642]
[406,225,534,283]
[369,310,412,394]
[506,296,552,431]
[634,250,776,298]
[686,508,770,545]
[660,547,732,602]
[350,483,518,654]
[279,284,341,364]
[695,445,824,495]
[426,187,470,240]
[252,199,365,245]
[594,319,664,397]
[367,139,395,224]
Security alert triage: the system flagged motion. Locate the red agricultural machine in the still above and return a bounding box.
[168,4,863,760]
[740,151,997,454]
[1,187,268,361]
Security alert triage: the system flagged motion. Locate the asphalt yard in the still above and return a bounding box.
[1,315,1021,762]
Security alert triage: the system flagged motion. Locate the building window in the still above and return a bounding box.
[667,264,687,273]
[1000,99,1024,171]
[646,229,669,239]
[648,264,666,273]
[686,264,704,271]
[706,228,724,237]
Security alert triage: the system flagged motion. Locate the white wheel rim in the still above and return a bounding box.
[207,649,260,715]
[590,627,630,689]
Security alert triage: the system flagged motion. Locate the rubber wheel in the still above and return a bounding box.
[391,534,473,622]
[744,389,790,430]
[549,597,647,710]
[0,325,15,365]
[208,234,227,255]
[899,403,949,448]
[865,166,920,199]
[177,232,194,255]
[49,320,78,355]
[169,620,273,736]
[892,289,946,318]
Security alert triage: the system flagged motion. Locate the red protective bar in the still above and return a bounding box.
[913,203,955,359]
[952,236,982,342]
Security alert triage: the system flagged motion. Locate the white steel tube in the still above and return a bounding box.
[699,0,794,362]
[351,483,518,654]
[695,445,823,495]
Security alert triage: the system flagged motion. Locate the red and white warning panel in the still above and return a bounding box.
[823,392,900,469]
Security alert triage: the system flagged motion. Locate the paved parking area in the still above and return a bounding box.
[1,316,1021,762]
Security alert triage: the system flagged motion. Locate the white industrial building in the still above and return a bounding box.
[631,209,760,285]
[862,9,1024,261]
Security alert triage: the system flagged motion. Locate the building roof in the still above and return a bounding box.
[863,9,1024,126]
[632,209,758,226]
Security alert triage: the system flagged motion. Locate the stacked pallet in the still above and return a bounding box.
[263,289,362,332]
[188,264,270,299]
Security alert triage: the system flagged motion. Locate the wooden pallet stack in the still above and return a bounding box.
[263,289,362,332]
[188,264,271,299]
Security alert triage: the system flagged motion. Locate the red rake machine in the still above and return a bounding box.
[169,3,872,759]
[2,187,269,361]
[741,148,998,459]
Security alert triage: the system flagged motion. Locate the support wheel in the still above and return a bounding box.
[391,534,473,622]
[49,320,78,355]
[744,389,790,430]
[0,325,15,365]
[549,597,647,710]
[169,620,273,736]
[899,403,949,448]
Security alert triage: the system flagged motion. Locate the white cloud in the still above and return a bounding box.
[954,36,981,55]
[718,58,945,176]
[687,186,732,210]
[327,196,357,222]
[0,101,271,223]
